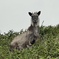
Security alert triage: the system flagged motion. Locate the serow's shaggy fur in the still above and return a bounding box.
[10,11,41,51]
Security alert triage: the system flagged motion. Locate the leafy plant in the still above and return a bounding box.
[0,25,59,59]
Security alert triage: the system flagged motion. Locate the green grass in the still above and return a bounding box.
[0,25,59,59]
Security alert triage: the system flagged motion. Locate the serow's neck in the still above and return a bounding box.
[28,25,39,37]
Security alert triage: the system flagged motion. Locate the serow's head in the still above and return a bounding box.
[28,11,41,26]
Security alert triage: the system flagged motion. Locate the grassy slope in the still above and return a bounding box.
[0,25,59,59]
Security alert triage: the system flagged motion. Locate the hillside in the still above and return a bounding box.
[0,25,59,59]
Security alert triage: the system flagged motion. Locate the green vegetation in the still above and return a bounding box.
[0,25,59,59]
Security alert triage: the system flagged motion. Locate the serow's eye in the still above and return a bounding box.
[32,16,38,19]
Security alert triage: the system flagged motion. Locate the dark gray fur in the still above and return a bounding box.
[10,11,41,51]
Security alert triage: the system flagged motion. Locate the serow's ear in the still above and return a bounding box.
[37,11,41,16]
[28,12,32,16]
